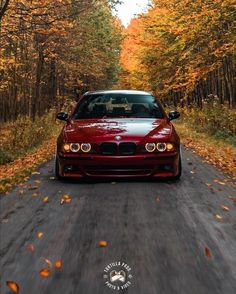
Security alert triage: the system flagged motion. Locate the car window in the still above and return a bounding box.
[72,94,164,119]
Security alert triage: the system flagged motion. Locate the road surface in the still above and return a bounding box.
[0,147,236,294]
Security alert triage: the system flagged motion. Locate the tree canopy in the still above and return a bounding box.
[119,0,236,107]
[0,0,123,121]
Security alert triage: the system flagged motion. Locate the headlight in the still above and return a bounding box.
[156,143,167,152]
[145,143,156,153]
[81,143,92,153]
[70,143,80,152]
[63,144,70,152]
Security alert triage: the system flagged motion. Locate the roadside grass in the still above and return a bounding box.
[0,111,61,193]
[179,105,236,146]
[0,110,59,165]
[174,120,236,179]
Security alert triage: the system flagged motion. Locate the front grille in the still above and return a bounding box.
[101,143,118,155]
[119,143,136,155]
[100,142,137,155]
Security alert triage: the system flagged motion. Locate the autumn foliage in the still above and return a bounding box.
[119,0,236,108]
[0,0,122,122]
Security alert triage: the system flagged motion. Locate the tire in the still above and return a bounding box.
[55,156,64,181]
[170,156,182,181]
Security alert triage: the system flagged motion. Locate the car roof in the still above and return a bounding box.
[84,90,153,96]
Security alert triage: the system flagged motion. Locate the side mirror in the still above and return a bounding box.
[168,111,180,121]
[56,112,68,121]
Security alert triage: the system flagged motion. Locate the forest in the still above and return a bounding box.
[119,0,235,108]
[0,0,122,121]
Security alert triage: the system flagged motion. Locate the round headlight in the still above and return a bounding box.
[81,143,91,153]
[166,143,174,151]
[157,143,167,152]
[70,143,80,152]
[63,144,70,152]
[145,143,156,153]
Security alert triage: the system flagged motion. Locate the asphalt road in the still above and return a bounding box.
[0,147,236,294]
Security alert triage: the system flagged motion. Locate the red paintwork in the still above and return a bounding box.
[56,91,181,179]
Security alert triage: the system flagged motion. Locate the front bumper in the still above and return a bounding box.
[57,152,180,178]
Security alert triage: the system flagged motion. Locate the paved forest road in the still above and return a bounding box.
[0,147,236,294]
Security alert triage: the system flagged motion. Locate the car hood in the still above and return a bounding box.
[63,118,172,142]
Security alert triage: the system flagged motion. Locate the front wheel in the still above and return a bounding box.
[171,156,182,181]
[55,156,64,181]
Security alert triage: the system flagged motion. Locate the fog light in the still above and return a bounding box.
[166,143,174,151]
[70,143,80,152]
[81,143,92,153]
[145,143,156,153]
[63,144,70,152]
[157,143,167,152]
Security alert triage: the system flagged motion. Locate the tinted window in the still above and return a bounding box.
[72,94,164,119]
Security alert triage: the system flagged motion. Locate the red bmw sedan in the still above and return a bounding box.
[55,90,181,180]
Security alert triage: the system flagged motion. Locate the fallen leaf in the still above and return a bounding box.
[205,246,212,258]
[43,197,49,203]
[6,281,19,293]
[32,193,38,197]
[229,197,236,205]
[205,183,212,187]
[218,181,226,186]
[213,179,226,185]
[61,194,72,204]
[18,190,24,195]
[35,180,41,184]
[55,260,62,269]
[190,171,195,174]
[39,268,50,277]
[26,244,35,252]
[221,205,230,212]
[37,232,43,238]
[215,214,223,220]
[99,240,108,247]
[44,258,52,268]
[156,197,160,203]
[32,171,40,175]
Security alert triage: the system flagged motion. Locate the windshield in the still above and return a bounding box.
[72,94,164,119]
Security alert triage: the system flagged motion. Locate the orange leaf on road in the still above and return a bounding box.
[39,268,50,277]
[6,281,19,293]
[35,180,41,184]
[99,240,108,247]
[61,194,72,204]
[26,244,35,252]
[43,197,49,203]
[37,232,43,238]
[221,205,230,211]
[55,260,62,269]
[215,214,223,220]
[205,247,212,258]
